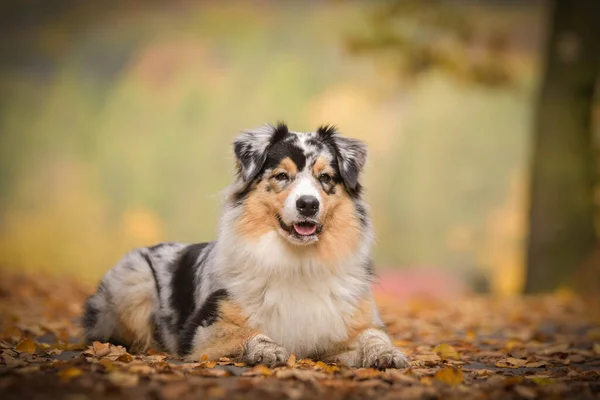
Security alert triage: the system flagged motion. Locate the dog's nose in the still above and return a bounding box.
[296,195,319,217]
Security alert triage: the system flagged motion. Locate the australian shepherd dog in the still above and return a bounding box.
[83,123,408,369]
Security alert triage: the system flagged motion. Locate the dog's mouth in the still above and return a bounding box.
[277,215,322,243]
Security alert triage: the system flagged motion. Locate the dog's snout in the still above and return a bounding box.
[296,195,319,217]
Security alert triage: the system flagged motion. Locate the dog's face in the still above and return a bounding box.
[231,123,369,252]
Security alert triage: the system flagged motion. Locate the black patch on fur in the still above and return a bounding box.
[365,258,376,278]
[263,139,306,172]
[355,202,368,227]
[317,125,363,198]
[169,243,210,333]
[151,313,166,351]
[141,251,161,300]
[270,121,289,145]
[82,299,99,331]
[179,289,229,356]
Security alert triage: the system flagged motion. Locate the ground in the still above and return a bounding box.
[0,272,599,400]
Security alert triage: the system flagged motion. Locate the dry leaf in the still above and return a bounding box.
[286,353,297,367]
[514,385,537,399]
[57,367,83,382]
[593,343,600,355]
[16,338,36,354]
[91,341,110,357]
[108,371,140,387]
[242,364,273,377]
[275,369,327,381]
[524,360,547,368]
[116,353,134,363]
[434,367,464,385]
[434,343,460,361]
[98,358,115,372]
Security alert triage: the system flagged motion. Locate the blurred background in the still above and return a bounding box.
[0,0,598,297]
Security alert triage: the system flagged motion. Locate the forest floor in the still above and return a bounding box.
[0,272,599,400]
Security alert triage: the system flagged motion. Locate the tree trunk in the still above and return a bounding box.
[525,0,600,292]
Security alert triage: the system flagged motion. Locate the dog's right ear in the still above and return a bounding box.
[233,122,288,183]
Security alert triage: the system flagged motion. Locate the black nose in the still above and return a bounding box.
[296,195,319,217]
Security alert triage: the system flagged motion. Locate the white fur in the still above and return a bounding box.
[281,173,323,224]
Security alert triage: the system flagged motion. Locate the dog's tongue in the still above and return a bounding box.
[293,223,317,236]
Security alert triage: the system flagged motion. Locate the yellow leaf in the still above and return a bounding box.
[242,364,273,377]
[314,361,328,370]
[16,338,36,354]
[98,359,114,372]
[286,353,296,367]
[433,343,460,361]
[528,375,555,385]
[116,353,133,363]
[201,354,208,361]
[434,367,464,385]
[58,367,83,382]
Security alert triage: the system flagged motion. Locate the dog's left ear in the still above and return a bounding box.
[233,122,288,183]
[318,125,368,191]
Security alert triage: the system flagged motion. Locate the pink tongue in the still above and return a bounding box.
[293,224,317,236]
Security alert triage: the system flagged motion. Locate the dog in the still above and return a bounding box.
[82,123,409,369]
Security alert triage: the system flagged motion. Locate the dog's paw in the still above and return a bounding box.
[244,334,289,366]
[361,345,409,369]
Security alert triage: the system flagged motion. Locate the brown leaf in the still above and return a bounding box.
[275,369,327,381]
[286,353,297,367]
[434,367,464,386]
[57,367,83,382]
[524,360,547,368]
[354,368,384,380]
[116,353,134,363]
[242,364,273,377]
[433,343,460,361]
[108,371,139,387]
[16,338,36,354]
[90,341,110,357]
[514,385,537,399]
[98,358,115,372]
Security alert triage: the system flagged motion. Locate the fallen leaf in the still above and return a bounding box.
[433,343,460,361]
[275,369,327,381]
[514,385,537,399]
[16,338,36,354]
[116,353,134,363]
[527,375,555,385]
[98,358,114,372]
[58,367,83,382]
[108,371,139,387]
[88,341,110,357]
[593,343,600,355]
[434,367,464,385]
[286,353,296,367]
[524,360,548,368]
[242,364,273,377]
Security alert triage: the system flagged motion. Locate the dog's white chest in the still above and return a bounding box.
[245,276,356,358]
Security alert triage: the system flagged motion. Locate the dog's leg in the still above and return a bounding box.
[325,297,409,369]
[181,294,289,365]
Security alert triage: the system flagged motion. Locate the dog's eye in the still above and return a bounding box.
[319,173,332,184]
[274,173,289,182]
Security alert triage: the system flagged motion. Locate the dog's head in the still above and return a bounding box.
[229,122,369,252]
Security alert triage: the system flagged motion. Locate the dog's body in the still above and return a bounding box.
[83,123,408,368]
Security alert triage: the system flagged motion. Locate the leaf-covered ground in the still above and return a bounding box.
[0,273,599,400]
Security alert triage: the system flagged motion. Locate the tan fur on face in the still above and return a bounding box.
[314,158,362,264]
[236,155,363,266]
[188,299,259,361]
[235,157,296,238]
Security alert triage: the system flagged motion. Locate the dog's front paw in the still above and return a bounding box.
[244,334,290,366]
[361,345,409,369]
